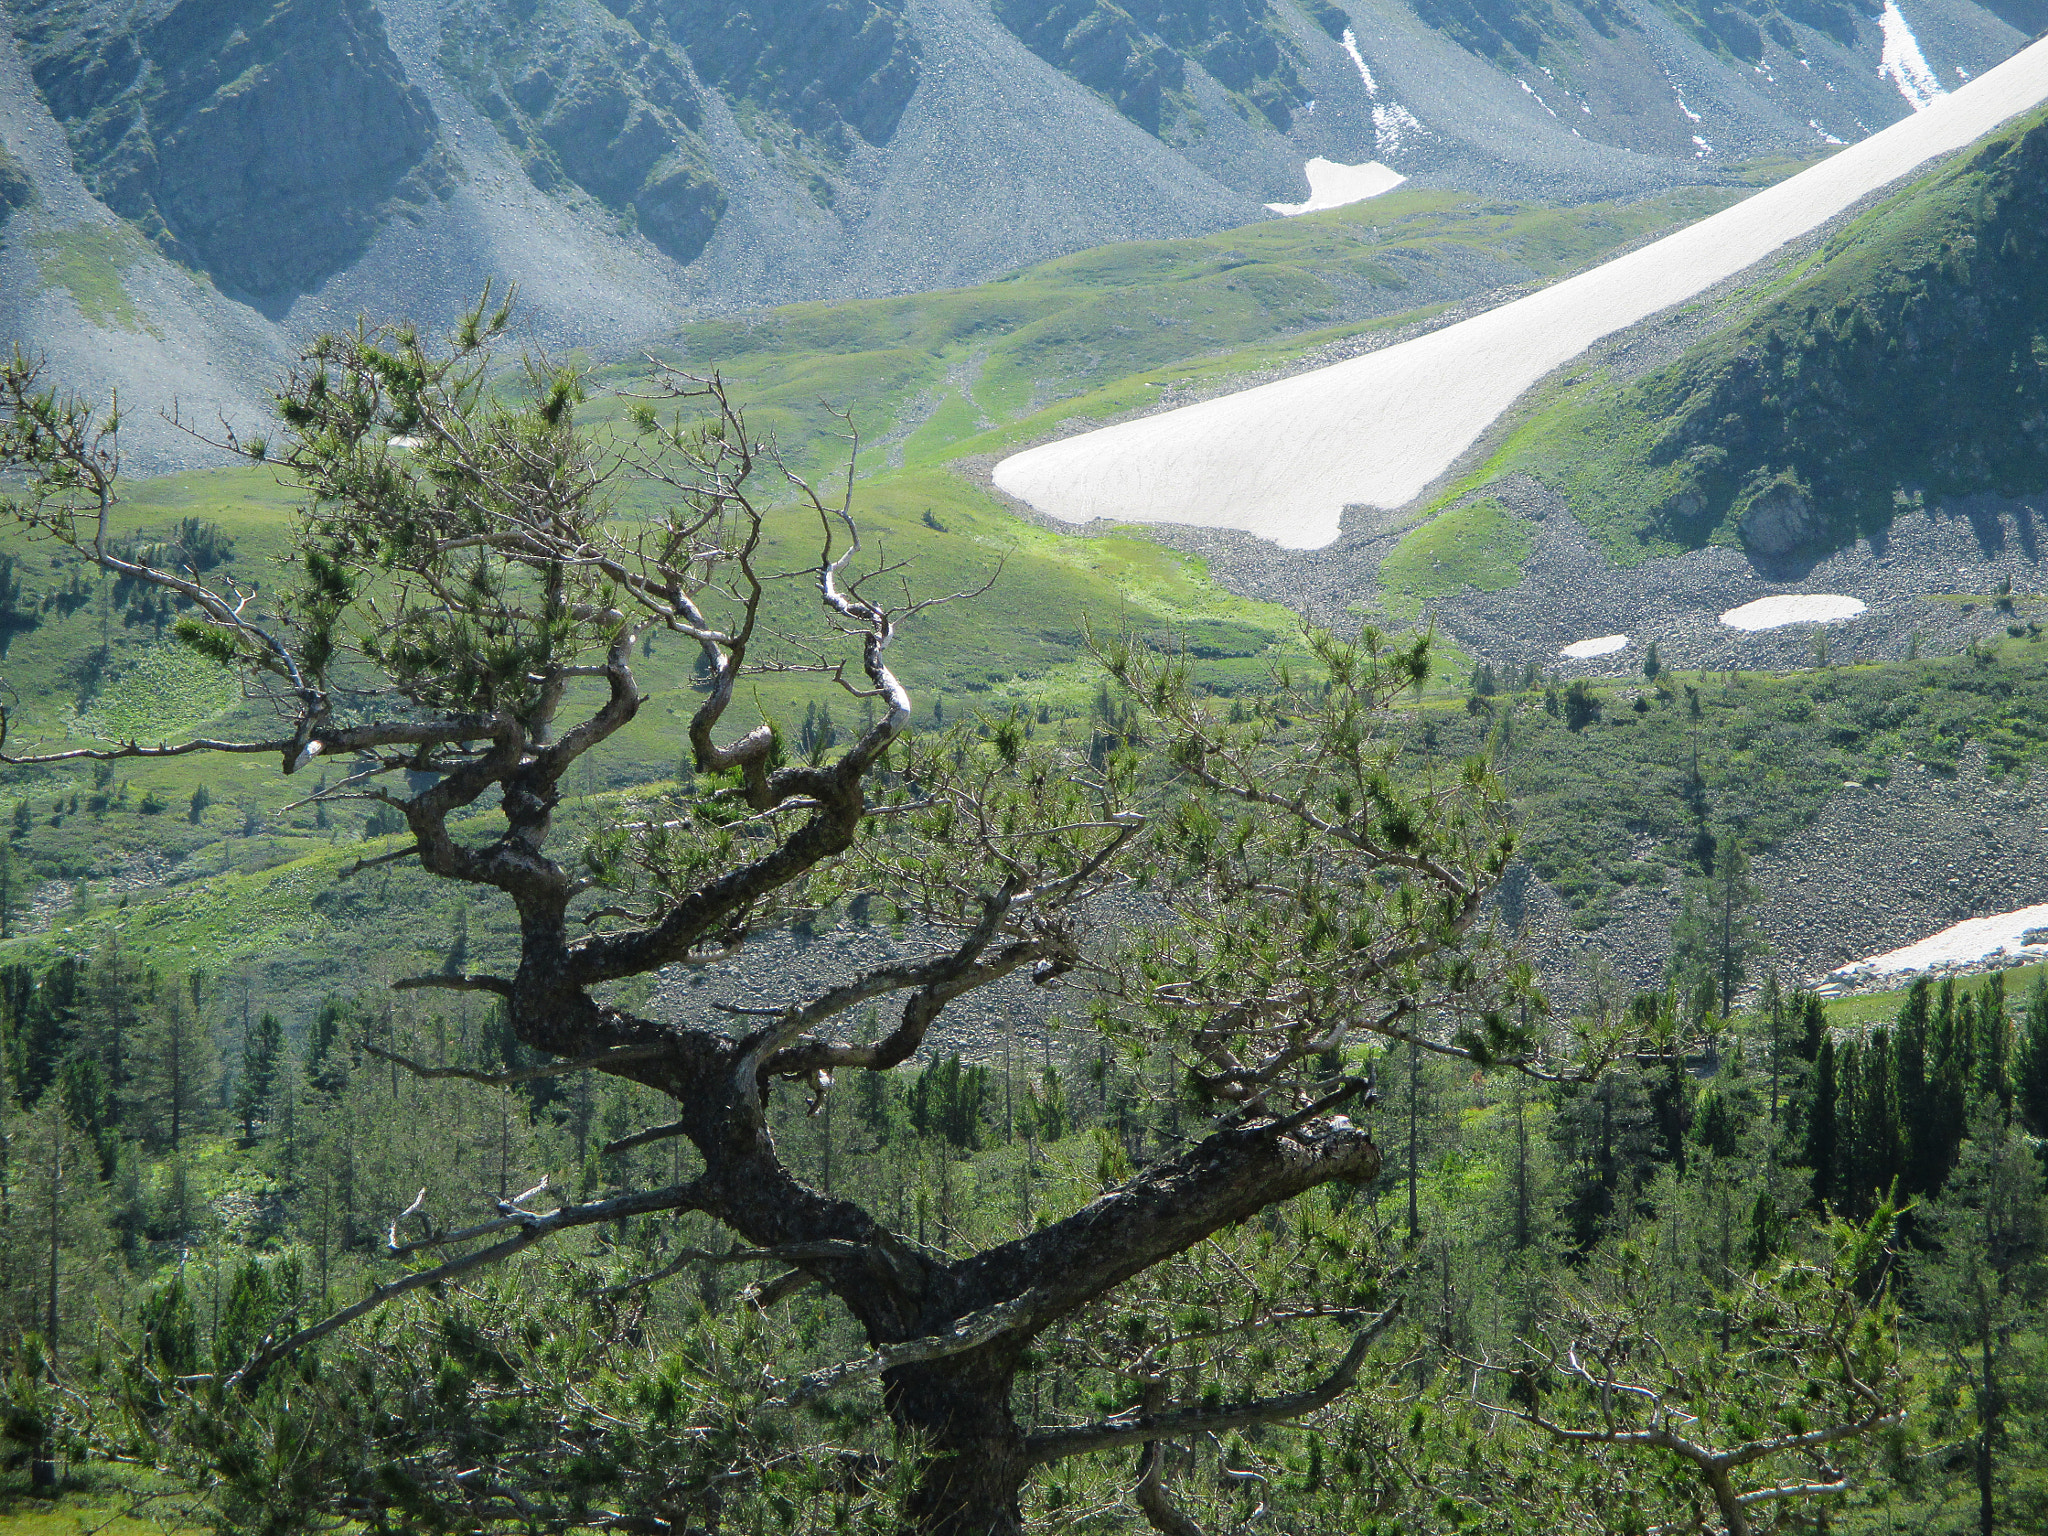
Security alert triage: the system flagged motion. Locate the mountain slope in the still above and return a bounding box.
[989,35,2048,547]
[1513,96,2048,562]
[1,0,2041,473]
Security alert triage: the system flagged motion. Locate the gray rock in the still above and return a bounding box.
[1737,479,1820,557]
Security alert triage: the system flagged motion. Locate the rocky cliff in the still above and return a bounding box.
[21,0,445,308]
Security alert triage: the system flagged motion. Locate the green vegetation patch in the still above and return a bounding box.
[30,224,145,332]
[615,182,1757,488]
[62,641,243,743]
[1379,497,1534,604]
[1474,101,2048,565]
[1422,637,2048,926]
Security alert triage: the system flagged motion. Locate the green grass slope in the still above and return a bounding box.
[0,449,1310,1012]
[621,182,1762,485]
[1454,100,2048,568]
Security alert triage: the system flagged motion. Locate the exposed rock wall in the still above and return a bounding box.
[22,0,444,306]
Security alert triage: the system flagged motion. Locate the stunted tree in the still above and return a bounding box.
[1,314,1551,1534]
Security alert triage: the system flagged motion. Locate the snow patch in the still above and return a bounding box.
[1340,28,1377,95]
[1810,119,1846,144]
[1266,158,1407,215]
[1372,102,1427,153]
[1519,78,1560,117]
[1560,634,1628,658]
[1719,594,1866,630]
[1667,73,1704,123]
[1878,1,1946,111]
[1692,134,1714,157]
[1340,29,1428,154]
[1828,903,2048,983]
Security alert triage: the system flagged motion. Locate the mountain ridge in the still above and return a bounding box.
[3,0,2038,469]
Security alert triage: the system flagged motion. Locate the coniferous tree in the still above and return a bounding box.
[1975,970,2011,1113]
[2016,975,2048,1137]
[1914,1102,2048,1536]
[131,990,221,1154]
[0,842,15,941]
[82,939,146,1104]
[1809,1034,1841,1208]
[235,1012,283,1143]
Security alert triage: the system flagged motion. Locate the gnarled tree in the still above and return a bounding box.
[0,311,1536,1535]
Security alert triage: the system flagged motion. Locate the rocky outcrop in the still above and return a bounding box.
[1736,474,1821,556]
[993,0,1308,134]
[23,0,443,306]
[0,144,31,216]
[659,0,921,152]
[445,0,726,265]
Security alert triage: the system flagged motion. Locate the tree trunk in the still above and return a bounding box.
[888,1356,1030,1536]
[1701,1460,1751,1536]
[33,1127,60,1493]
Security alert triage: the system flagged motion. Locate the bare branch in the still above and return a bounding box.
[390,973,517,998]
[775,1289,1049,1407]
[601,1119,689,1157]
[362,1040,668,1086]
[227,1180,706,1392]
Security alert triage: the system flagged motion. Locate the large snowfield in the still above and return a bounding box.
[992,35,2048,549]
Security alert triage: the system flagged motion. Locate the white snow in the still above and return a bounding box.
[1520,78,1560,117]
[1373,102,1427,153]
[1560,634,1628,658]
[1338,28,1429,155]
[388,435,424,450]
[1339,28,1377,95]
[1719,594,1867,630]
[1828,903,2048,982]
[1878,1,1946,111]
[990,37,2048,550]
[1265,158,1408,215]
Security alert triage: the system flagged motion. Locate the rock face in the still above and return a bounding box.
[994,0,1309,133]
[443,0,725,264]
[0,144,30,216]
[660,0,921,150]
[23,0,442,306]
[1736,476,1820,556]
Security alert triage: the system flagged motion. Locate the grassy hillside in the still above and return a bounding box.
[615,180,1765,485]
[1429,100,2048,569]
[0,166,1854,1020]
[1417,633,2048,927]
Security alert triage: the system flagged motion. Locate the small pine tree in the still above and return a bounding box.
[1642,640,1661,680]
[235,1011,284,1141]
[188,783,211,824]
[1805,1034,1838,1206]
